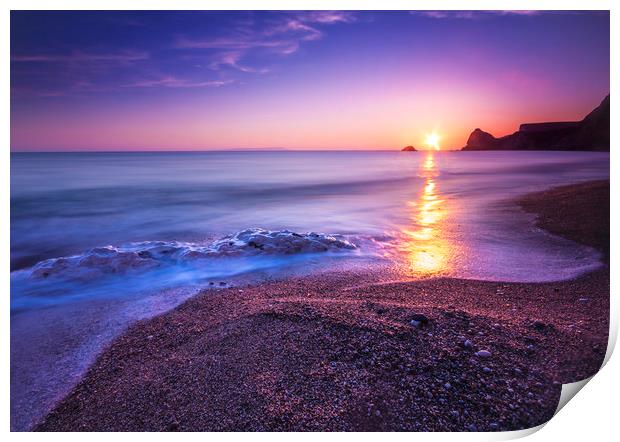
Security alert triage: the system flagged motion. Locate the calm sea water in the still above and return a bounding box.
[12,151,610,303]
[10,150,609,430]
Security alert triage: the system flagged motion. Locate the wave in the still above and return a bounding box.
[11,229,358,311]
[25,228,356,281]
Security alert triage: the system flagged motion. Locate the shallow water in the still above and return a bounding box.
[10,150,609,430]
[12,151,608,290]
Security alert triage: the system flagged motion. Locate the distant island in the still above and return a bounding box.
[462,94,609,151]
[401,145,417,151]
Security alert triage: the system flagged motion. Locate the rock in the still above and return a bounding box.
[401,145,417,151]
[467,423,477,432]
[482,367,492,374]
[444,382,452,390]
[411,313,429,323]
[475,350,492,358]
[461,94,609,151]
[410,314,429,328]
[463,128,499,150]
[463,339,473,348]
[531,320,553,332]
[489,422,499,431]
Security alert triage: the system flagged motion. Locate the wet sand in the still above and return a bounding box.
[35,180,609,432]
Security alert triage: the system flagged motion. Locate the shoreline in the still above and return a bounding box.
[33,180,609,431]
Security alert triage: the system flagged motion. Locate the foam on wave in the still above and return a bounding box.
[27,228,356,281]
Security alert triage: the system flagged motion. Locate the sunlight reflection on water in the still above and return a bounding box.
[398,152,453,276]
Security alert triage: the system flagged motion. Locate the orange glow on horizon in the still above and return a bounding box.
[424,132,441,150]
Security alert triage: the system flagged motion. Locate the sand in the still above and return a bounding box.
[34,180,609,432]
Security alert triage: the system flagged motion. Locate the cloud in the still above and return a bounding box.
[208,51,269,73]
[176,11,358,73]
[294,10,358,24]
[12,11,358,96]
[409,10,541,20]
[11,51,149,63]
[122,76,233,88]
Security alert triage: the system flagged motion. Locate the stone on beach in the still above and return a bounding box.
[410,313,429,328]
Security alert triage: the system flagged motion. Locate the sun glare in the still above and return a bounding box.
[424,132,441,150]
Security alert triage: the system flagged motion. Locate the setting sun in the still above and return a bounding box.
[424,132,441,150]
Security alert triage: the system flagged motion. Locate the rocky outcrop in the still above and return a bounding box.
[402,145,417,151]
[465,129,500,150]
[462,95,609,151]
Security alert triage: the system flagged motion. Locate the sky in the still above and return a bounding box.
[10,10,610,151]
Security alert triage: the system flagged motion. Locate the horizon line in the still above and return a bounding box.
[11,148,461,153]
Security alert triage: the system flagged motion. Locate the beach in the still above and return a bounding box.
[35,180,609,432]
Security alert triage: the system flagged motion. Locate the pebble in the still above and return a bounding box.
[444,382,452,390]
[463,339,473,348]
[489,422,499,431]
[482,367,492,374]
[451,410,459,418]
[410,313,429,325]
[467,423,477,432]
[578,297,589,302]
[475,350,492,358]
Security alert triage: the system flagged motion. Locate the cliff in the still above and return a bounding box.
[462,95,609,151]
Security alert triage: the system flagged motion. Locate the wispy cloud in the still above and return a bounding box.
[409,10,541,20]
[11,51,149,63]
[208,51,270,74]
[122,76,233,88]
[11,11,358,96]
[293,10,358,24]
[176,11,358,73]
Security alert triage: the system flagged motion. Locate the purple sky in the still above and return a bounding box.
[11,10,610,150]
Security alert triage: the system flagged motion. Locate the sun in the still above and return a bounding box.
[424,132,441,150]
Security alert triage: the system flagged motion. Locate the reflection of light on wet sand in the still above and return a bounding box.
[400,152,451,276]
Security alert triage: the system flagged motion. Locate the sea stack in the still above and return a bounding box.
[402,146,417,151]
